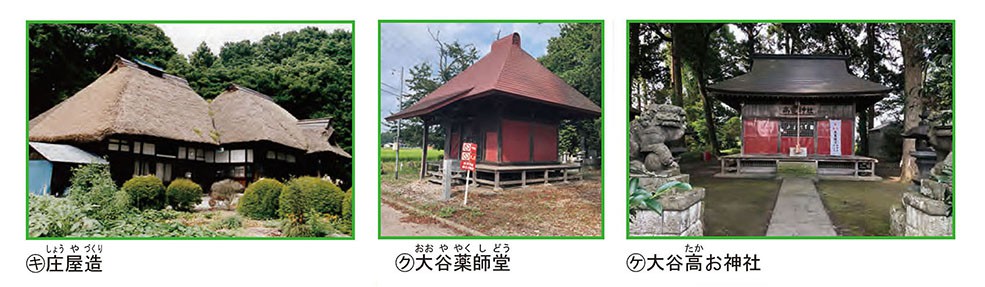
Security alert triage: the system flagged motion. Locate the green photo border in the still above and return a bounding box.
[25,20,356,240]
[625,19,956,240]
[377,19,605,240]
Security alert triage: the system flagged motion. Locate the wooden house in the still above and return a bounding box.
[386,33,601,189]
[29,57,351,190]
[708,55,889,178]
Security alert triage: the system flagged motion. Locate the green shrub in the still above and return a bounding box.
[29,195,100,237]
[279,177,345,221]
[209,179,244,210]
[122,175,165,210]
[238,178,283,219]
[166,179,203,211]
[67,164,130,220]
[210,214,244,230]
[281,212,337,237]
[341,187,353,220]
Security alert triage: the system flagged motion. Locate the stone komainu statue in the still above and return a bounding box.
[630,104,687,175]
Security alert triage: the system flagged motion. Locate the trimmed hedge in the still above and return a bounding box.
[166,179,203,211]
[122,175,165,210]
[279,177,345,222]
[238,178,284,219]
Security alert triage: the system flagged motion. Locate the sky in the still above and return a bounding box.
[158,24,352,56]
[379,22,562,127]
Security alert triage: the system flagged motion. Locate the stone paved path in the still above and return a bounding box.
[766,177,837,236]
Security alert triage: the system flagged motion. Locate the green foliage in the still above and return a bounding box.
[80,209,220,237]
[166,179,203,212]
[67,164,130,220]
[177,27,353,155]
[28,23,180,118]
[281,212,338,237]
[628,178,692,217]
[210,214,244,230]
[540,23,603,156]
[341,188,353,220]
[238,178,284,219]
[122,175,166,210]
[279,177,345,221]
[378,147,444,162]
[30,24,353,157]
[29,195,100,237]
[209,179,244,210]
[189,41,217,69]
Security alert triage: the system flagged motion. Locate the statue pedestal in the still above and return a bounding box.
[629,173,705,236]
[891,179,952,236]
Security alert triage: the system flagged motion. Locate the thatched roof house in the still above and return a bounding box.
[29,58,215,144]
[29,57,351,188]
[211,85,308,150]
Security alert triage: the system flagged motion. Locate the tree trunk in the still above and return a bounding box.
[899,24,925,183]
[670,25,684,107]
[858,23,878,156]
[695,61,720,157]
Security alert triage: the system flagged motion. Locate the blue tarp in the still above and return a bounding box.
[29,160,53,196]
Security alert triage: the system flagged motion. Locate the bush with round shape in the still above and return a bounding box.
[166,178,203,211]
[122,175,165,210]
[238,178,284,219]
[282,177,345,216]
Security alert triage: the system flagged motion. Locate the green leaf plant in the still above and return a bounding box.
[628,177,692,217]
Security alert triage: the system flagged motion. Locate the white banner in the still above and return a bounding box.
[830,119,842,156]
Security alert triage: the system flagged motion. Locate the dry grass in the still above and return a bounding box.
[382,177,602,237]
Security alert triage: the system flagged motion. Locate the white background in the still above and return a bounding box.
[1,0,981,285]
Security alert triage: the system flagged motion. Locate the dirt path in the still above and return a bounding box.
[380,202,459,236]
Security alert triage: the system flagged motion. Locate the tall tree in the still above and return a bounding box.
[540,23,604,157]
[899,24,926,182]
[678,23,727,156]
[29,23,180,118]
[189,42,217,69]
[396,31,480,148]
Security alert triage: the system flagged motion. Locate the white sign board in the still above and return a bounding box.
[829,119,842,156]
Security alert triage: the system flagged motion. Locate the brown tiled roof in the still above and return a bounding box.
[386,33,601,121]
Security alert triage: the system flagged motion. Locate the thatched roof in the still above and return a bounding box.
[29,57,216,144]
[298,118,351,158]
[210,85,309,150]
[30,58,349,158]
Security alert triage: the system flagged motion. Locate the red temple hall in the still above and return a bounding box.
[386,33,601,189]
[709,55,889,178]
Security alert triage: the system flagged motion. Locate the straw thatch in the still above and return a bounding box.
[29,57,216,144]
[210,85,309,151]
[298,118,351,158]
[30,58,350,159]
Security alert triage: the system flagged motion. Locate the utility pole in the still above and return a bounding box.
[394,67,404,179]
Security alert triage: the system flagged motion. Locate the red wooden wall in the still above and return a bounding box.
[497,119,559,163]
[742,118,853,156]
[531,123,558,162]
[501,119,530,163]
[742,119,779,154]
[484,131,498,161]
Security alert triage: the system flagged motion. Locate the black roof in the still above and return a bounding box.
[709,55,890,109]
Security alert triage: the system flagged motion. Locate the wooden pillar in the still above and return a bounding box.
[494,171,501,190]
[521,171,527,187]
[420,119,429,179]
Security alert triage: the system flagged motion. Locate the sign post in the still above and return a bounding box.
[460,142,477,206]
